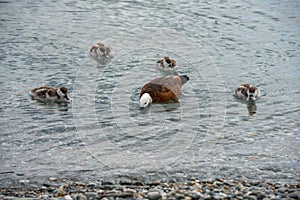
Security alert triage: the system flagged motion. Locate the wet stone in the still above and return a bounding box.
[277,187,286,193]
[279,194,288,198]
[84,192,98,199]
[147,190,162,200]
[148,181,161,186]
[133,181,144,186]
[256,192,266,200]
[243,194,257,200]
[175,193,185,199]
[118,191,135,198]
[86,182,97,188]
[288,192,299,199]
[119,180,132,185]
[101,181,115,185]
[48,177,58,181]
[63,195,72,200]
[188,191,202,199]
[4,197,18,200]
[39,195,49,200]
[73,193,87,200]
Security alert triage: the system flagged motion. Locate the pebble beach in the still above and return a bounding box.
[1,178,299,200]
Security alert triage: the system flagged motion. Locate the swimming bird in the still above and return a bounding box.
[156,56,177,70]
[234,84,260,101]
[29,86,71,102]
[90,42,113,59]
[139,75,189,108]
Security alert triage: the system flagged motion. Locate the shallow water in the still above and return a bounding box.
[0,0,299,184]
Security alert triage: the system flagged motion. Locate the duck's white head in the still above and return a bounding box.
[139,93,152,108]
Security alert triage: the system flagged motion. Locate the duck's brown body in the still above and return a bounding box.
[140,75,189,103]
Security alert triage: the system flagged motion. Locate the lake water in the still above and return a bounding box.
[0,0,299,185]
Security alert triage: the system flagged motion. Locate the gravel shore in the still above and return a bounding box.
[0,178,299,200]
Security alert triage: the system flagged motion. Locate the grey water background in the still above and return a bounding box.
[0,0,299,185]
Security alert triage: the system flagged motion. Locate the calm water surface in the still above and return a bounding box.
[0,0,299,184]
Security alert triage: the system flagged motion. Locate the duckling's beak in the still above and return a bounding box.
[65,95,71,101]
[249,94,255,101]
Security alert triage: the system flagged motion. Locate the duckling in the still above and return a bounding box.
[90,42,113,59]
[156,56,177,70]
[234,84,260,101]
[29,86,70,102]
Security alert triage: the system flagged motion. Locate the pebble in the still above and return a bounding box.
[49,177,58,181]
[256,192,266,200]
[63,195,72,200]
[73,193,86,200]
[288,192,299,199]
[19,180,29,184]
[147,190,162,200]
[84,192,97,199]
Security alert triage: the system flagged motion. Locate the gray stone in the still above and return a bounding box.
[19,180,29,184]
[256,192,266,200]
[189,191,203,199]
[202,193,212,200]
[175,193,185,199]
[3,197,17,200]
[123,187,136,194]
[63,195,73,200]
[277,187,286,193]
[243,194,257,200]
[40,195,49,200]
[279,194,287,198]
[288,192,299,199]
[148,181,161,186]
[48,177,58,181]
[84,192,98,199]
[73,193,87,200]
[118,192,135,198]
[147,190,162,200]
[214,192,228,200]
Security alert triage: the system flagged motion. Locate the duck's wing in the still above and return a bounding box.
[140,76,183,102]
[160,76,182,97]
[234,86,248,99]
[31,86,53,97]
[140,82,179,103]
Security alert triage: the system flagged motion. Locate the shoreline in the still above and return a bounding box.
[1,178,299,199]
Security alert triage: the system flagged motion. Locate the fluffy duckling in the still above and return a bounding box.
[156,56,177,70]
[90,42,113,59]
[29,86,70,102]
[234,84,260,101]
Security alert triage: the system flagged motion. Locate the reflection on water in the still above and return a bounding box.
[0,0,299,184]
[247,102,257,116]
